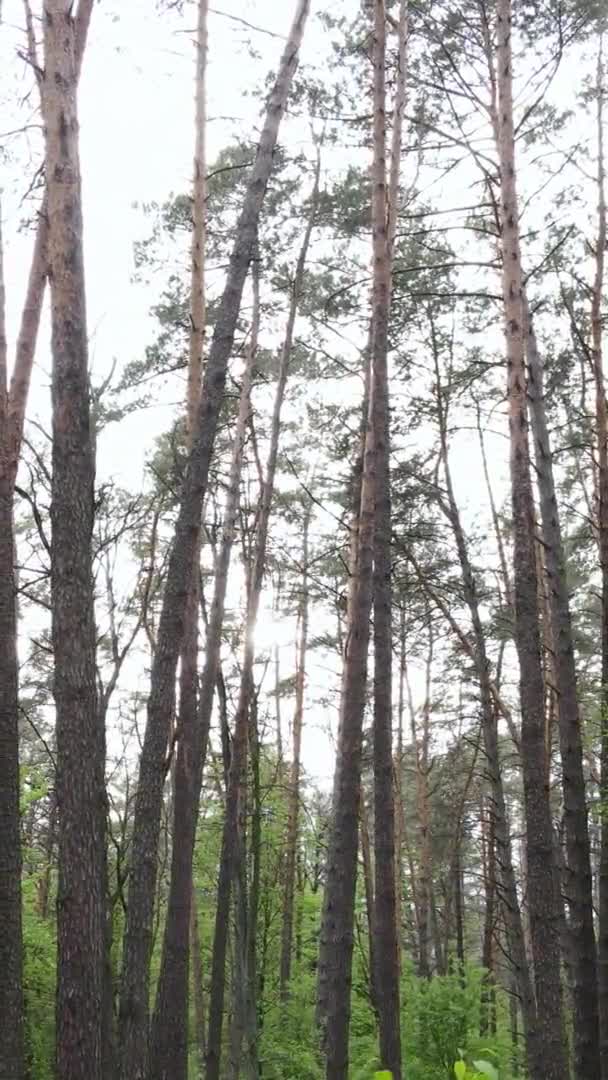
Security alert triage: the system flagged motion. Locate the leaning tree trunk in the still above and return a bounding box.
[279,499,312,999]
[148,4,208,1077]
[371,1,402,1075]
[496,4,567,1076]
[42,5,105,1080]
[205,158,319,1080]
[316,19,392,1080]
[117,7,310,1078]
[525,293,600,1079]
[151,259,258,1080]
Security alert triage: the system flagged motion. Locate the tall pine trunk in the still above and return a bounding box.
[152,257,259,1080]
[42,5,105,1079]
[148,4,208,1076]
[0,202,25,1080]
[117,8,309,1077]
[525,293,600,1078]
[0,10,94,1075]
[371,1,401,1075]
[592,31,608,1080]
[496,4,567,1075]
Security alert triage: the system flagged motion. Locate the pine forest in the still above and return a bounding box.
[1,1,608,1078]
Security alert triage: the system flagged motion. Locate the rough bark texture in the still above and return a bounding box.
[205,156,318,1080]
[0,201,25,1080]
[371,3,402,1076]
[148,5,208,1076]
[593,33,608,1080]
[8,0,93,486]
[496,4,568,1076]
[117,8,309,1077]
[315,65,383,1080]
[279,502,311,998]
[0,10,94,1072]
[42,5,105,1080]
[525,293,600,1078]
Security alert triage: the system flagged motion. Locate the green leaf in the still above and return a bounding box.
[472,1061,498,1080]
[374,1073,392,1080]
[454,1061,467,1080]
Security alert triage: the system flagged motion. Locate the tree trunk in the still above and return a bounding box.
[244,693,262,1080]
[152,256,258,1080]
[117,7,309,1077]
[592,32,608,1080]
[42,5,105,1079]
[480,799,496,1037]
[496,4,568,1075]
[0,203,25,1080]
[205,156,319,1080]
[360,800,379,1018]
[525,292,600,1078]
[279,500,311,998]
[371,0,402,1074]
[0,10,94,1077]
[148,4,208,1076]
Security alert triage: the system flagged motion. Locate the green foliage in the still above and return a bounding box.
[401,967,511,1080]
[454,1058,498,1080]
[22,879,55,1080]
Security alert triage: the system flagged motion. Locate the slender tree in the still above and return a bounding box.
[205,158,320,1080]
[592,30,608,1080]
[316,6,395,1074]
[0,10,94,1074]
[279,497,312,998]
[117,7,310,1076]
[42,4,105,1079]
[0,200,25,1080]
[148,5,208,1077]
[372,0,403,1074]
[525,294,600,1078]
[496,3,568,1074]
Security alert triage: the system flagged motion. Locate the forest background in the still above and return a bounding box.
[0,1,606,1079]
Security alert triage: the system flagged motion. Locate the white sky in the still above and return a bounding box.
[1,1,603,789]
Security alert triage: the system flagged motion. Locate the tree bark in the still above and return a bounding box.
[496,4,568,1075]
[42,5,105,1080]
[205,155,319,1080]
[148,5,208,1076]
[360,799,379,1018]
[117,8,309,1077]
[592,31,608,1080]
[151,259,258,1080]
[315,35,385,1080]
[0,10,94,1076]
[0,198,25,1080]
[525,292,600,1078]
[480,799,497,1037]
[371,1,402,1075]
